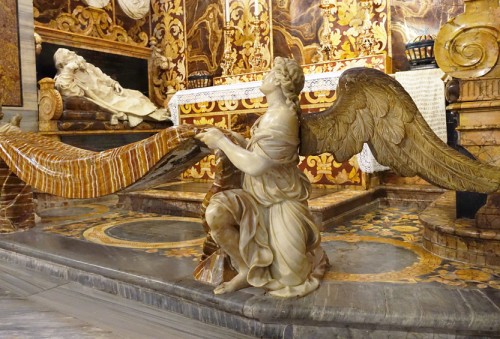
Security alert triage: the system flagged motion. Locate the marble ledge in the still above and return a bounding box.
[0,230,499,337]
[447,99,500,110]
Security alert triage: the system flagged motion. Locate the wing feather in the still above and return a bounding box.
[300,67,500,193]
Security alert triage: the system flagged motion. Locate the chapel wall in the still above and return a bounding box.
[1,0,38,131]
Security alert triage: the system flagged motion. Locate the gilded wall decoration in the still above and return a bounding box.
[390,0,464,71]
[150,0,186,107]
[225,0,272,74]
[34,4,149,47]
[0,0,23,106]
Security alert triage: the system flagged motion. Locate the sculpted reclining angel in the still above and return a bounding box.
[53,48,170,127]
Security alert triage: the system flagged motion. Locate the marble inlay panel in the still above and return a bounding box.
[39,197,500,289]
[0,0,22,106]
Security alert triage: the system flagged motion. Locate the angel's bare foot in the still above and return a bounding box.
[213,271,249,294]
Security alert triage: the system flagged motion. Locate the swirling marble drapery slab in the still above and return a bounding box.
[0,125,208,199]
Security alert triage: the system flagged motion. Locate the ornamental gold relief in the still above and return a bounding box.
[34,5,148,46]
[151,0,186,107]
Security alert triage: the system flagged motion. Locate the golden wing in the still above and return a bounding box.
[300,67,500,193]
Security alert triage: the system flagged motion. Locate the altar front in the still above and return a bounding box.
[168,56,447,188]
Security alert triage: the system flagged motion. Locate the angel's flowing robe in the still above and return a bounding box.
[55,62,169,127]
[210,119,328,297]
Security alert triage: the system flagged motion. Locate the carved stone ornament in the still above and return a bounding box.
[435,0,500,79]
[42,6,148,47]
[82,0,111,9]
[38,78,63,122]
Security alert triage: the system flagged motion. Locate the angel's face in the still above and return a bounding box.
[260,70,278,95]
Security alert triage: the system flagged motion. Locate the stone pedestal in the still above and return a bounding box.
[448,78,500,231]
[421,192,500,268]
[429,0,500,266]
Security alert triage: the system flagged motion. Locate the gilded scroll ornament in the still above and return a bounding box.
[41,6,148,47]
[435,0,500,79]
[312,0,388,63]
[38,78,63,122]
[151,0,186,106]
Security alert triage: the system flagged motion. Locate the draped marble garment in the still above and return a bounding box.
[55,61,169,127]
[210,119,328,297]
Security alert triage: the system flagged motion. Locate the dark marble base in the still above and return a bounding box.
[421,192,500,268]
[0,187,499,337]
[0,235,498,338]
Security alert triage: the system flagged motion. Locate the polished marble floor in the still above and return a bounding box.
[0,185,499,337]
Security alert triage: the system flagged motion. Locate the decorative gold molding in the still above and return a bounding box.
[35,6,151,59]
[38,78,62,132]
[35,25,151,59]
[435,0,500,79]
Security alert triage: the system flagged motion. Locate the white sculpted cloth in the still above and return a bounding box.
[210,120,328,297]
[55,63,169,127]
[117,0,150,19]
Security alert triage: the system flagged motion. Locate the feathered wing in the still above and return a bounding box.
[300,67,500,193]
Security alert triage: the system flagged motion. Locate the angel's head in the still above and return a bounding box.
[261,57,304,113]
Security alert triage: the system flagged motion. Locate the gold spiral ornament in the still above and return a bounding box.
[435,25,499,79]
[38,78,63,121]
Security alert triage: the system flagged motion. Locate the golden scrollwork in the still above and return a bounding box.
[303,90,337,105]
[300,154,361,185]
[151,0,186,107]
[435,0,500,79]
[180,101,217,115]
[223,0,272,74]
[309,0,388,63]
[241,97,266,109]
[40,6,148,47]
[182,155,217,180]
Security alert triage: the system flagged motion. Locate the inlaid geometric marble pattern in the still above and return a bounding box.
[40,195,500,290]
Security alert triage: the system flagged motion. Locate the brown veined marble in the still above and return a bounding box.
[0,125,209,199]
[185,0,225,75]
[0,0,22,106]
[390,0,464,71]
[272,0,323,65]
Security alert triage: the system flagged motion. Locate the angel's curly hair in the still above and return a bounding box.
[273,57,305,114]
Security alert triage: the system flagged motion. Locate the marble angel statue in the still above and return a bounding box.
[197,57,329,297]
[53,48,170,127]
[195,58,500,298]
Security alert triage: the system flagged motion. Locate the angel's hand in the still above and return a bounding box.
[114,82,124,94]
[195,128,225,149]
[229,131,248,147]
[66,61,79,71]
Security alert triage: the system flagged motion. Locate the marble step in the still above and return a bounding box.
[117,181,443,230]
[0,221,498,338]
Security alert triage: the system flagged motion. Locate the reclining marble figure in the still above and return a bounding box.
[0,61,498,297]
[53,48,170,127]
